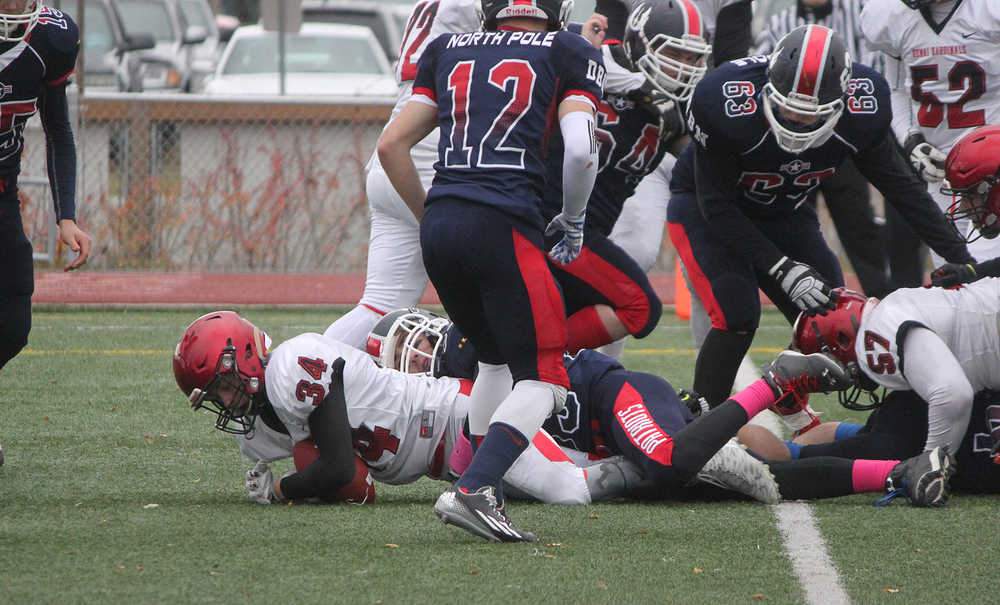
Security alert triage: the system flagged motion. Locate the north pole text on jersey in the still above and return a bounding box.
[446,30,556,49]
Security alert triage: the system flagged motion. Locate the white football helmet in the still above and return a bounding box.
[366,308,451,374]
[0,1,41,42]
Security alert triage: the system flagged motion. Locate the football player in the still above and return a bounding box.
[320,0,480,350]
[664,24,974,412]
[861,0,1000,278]
[174,310,639,507]
[0,1,91,463]
[743,282,1000,501]
[374,308,955,508]
[377,0,605,542]
[1,1,91,371]
[929,125,1000,288]
[537,0,712,354]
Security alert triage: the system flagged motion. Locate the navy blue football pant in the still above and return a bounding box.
[666,190,845,331]
[544,229,662,342]
[0,198,32,369]
[592,369,756,488]
[794,390,1000,494]
[420,198,569,387]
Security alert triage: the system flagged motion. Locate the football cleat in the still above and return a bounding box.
[434,485,537,543]
[879,446,955,507]
[693,440,781,504]
[762,351,852,406]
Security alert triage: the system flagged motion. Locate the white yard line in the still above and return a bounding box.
[773,501,851,605]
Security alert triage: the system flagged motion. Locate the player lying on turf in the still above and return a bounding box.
[172,310,956,518]
[739,281,1000,502]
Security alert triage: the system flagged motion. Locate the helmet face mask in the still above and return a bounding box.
[173,311,271,435]
[478,0,574,32]
[792,288,882,410]
[763,24,850,154]
[941,125,1000,243]
[0,0,40,42]
[625,0,711,103]
[366,308,451,375]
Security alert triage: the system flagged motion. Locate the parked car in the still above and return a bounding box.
[202,23,398,98]
[300,0,406,63]
[173,0,221,91]
[115,0,206,91]
[81,0,158,91]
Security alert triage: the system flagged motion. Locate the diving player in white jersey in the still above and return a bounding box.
[321,0,480,350]
[861,0,1000,263]
[174,310,630,506]
[794,280,1000,456]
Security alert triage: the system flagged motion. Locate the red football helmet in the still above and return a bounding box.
[173,311,271,434]
[941,125,1000,242]
[792,288,881,409]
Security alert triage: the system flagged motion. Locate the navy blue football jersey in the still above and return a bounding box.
[412,27,604,230]
[671,57,891,219]
[541,349,624,453]
[542,91,668,235]
[0,6,78,179]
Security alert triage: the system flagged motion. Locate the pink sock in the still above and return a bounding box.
[852,459,899,493]
[449,431,473,476]
[730,379,776,418]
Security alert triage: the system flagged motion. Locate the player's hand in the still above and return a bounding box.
[545,212,586,265]
[768,256,836,315]
[58,219,92,272]
[245,460,278,504]
[930,262,978,288]
[904,133,946,183]
[582,13,607,49]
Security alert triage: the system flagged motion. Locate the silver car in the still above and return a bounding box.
[115,0,207,91]
[203,23,398,98]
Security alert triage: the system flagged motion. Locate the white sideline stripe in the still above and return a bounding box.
[773,501,851,605]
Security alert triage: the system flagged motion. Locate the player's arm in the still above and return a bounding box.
[853,132,973,265]
[274,358,357,501]
[711,0,753,66]
[40,81,92,272]
[898,327,974,454]
[694,144,783,271]
[546,99,599,265]
[377,100,438,222]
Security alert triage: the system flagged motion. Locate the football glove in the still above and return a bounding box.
[904,133,946,183]
[245,460,278,504]
[768,256,836,315]
[930,262,978,288]
[545,212,586,265]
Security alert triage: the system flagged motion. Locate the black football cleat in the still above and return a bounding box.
[879,446,955,507]
[762,350,853,405]
[434,485,536,543]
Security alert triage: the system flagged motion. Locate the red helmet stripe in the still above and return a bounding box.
[794,25,832,99]
[513,0,535,5]
[679,0,702,37]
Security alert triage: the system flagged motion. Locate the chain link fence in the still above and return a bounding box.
[24,92,392,273]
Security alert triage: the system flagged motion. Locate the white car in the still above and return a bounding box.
[203,23,398,98]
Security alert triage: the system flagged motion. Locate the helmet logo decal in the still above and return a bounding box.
[626,3,652,34]
[794,24,832,99]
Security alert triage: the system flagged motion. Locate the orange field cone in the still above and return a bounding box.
[675,259,691,320]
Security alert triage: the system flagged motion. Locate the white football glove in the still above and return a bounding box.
[904,133,946,183]
[768,256,836,315]
[545,212,586,265]
[245,460,278,504]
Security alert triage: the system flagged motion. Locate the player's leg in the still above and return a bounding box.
[0,211,33,370]
[608,154,673,273]
[667,190,761,407]
[548,232,662,353]
[323,169,429,349]
[819,159,890,298]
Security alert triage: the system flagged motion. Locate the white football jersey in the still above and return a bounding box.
[264,333,468,485]
[861,0,1000,152]
[855,278,1000,392]
[370,0,481,177]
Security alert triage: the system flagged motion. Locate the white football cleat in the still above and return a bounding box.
[695,440,781,504]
